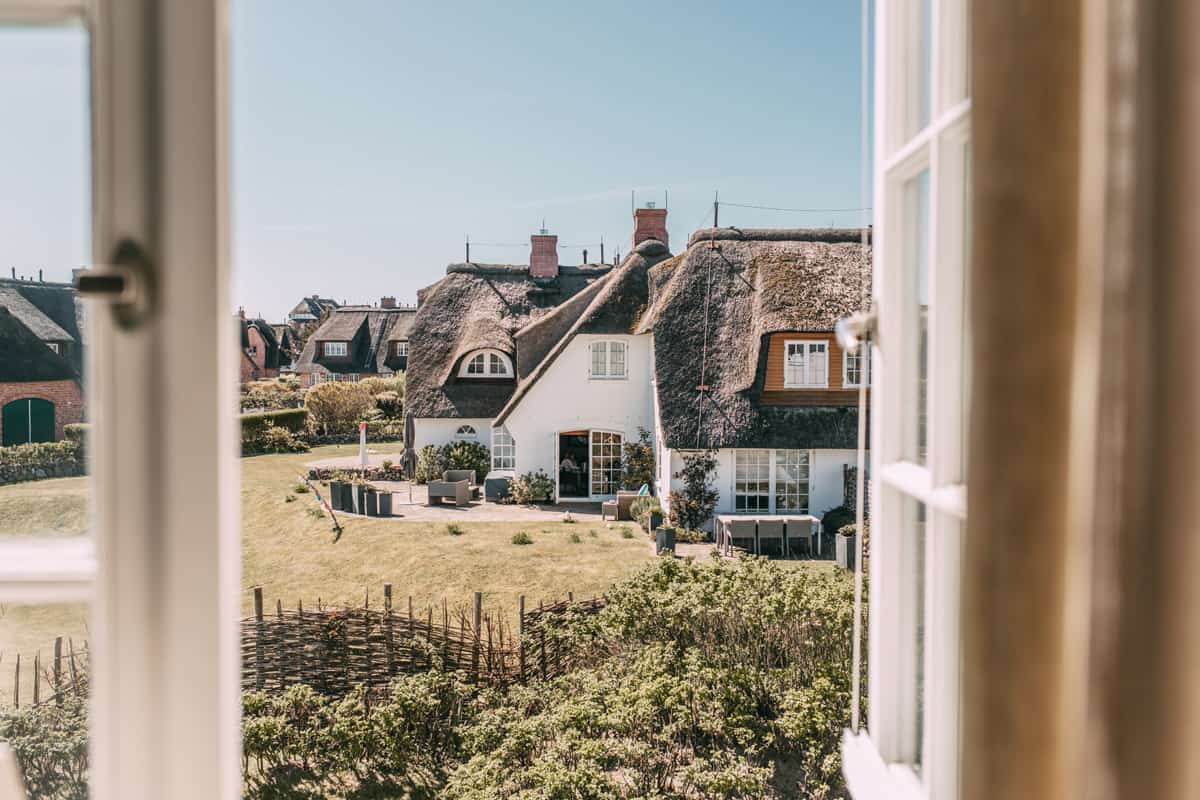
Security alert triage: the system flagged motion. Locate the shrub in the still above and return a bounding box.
[63,422,90,444]
[511,530,533,545]
[822,505,854,539]
[509,469,555,504]
[293,482,310,494]
[676,527,709,543]
[441,440,490,481]
[240,408,308,441]
[620,427,656,491]
[413,445,448,485]
[240,378,303,411]
[446,523,465,537]
[249,423,310,455]
[568,532,582,543]
[668,449,720,530]
[0,695,89,800]
[0,440,81,467]
[303,382,373,435]
[374,390,403,419]
[284,494,296,503]
[620,526,635,539]
[359,374,405,399]
[629,495,662,531]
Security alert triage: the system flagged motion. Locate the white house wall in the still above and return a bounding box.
[412,417,494,451]
[503,333,654,482]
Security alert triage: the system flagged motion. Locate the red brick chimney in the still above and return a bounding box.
[381,296,397,308]
[633,202,668,248]
[530,228,558,279]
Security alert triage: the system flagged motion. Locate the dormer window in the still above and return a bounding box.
[323,341,348,357]
[844,347,870,387]
[47,342,60,354]
[393,340,408,357]
[783,340,828,388]
[458,349,513,378]
[589,340,627,379]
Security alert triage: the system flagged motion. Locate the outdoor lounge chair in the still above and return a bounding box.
[443,469,481,500]
[615,490,640,521]
[757,518,785,557]
[727,519,757,554]
[427,479,470,507]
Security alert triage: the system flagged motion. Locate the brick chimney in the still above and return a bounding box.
[530,228,558,279]
[633,202,668,248]
[381,296,397,308]
[237,306,245,319]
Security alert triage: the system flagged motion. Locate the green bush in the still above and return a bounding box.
[676,527,709,543]
[620,426,656,491]
[511,530,533,545]
[243,422,309,455]
[63,423,89,444]
[668,449,720,530]
[240,408,308,441]
[303,382,373,435]
[413,445,448,485]
[629,495,662,531]
[0,695,89,800]
[446,523,465,536]
[240,378,303,412]
[373,389,404,420]
[508,469,554,504]
[359,374,405,399]
[441,440,490,482]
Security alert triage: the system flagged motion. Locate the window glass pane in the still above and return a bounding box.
[0,602,90,797]
[911,497,927,772]
[0,25,91,542]
[906,169,932,464]
[591,342,606,377]
[808,343,827,385]
[589,431,621,495]
[735,450,770,512]
[774,450,810,513]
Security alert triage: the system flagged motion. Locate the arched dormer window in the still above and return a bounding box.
[455,424,477,440]
[458,349,513,378]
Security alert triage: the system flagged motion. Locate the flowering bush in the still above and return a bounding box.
[508,469,555,504]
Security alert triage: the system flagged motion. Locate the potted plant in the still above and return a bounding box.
[376,489,392,517]
[364,485,378,517]
[329,475,345,511]
[836,523,857,570]
[655,526,676,555]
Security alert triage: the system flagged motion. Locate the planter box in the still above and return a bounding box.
[376,491,392,517]
[364,488,378,517]
[329,481,345,511]
[655,527,676,555]
[836,533,857,571]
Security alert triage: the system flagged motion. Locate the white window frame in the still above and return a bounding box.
[0,2,237,799]
[783,339,830,388]
[491,425,515,471]
[732,448,813,514]
[454,424,477,440]
[844,347,871,388]
[774,449,811,514]
[458,348,513,378]
[733,449,771,512]
[588,339,628,380]
[47,341,61,354]
[844,2,970,800]
[322,340,348,357]
[393,340,408,357]
[588,429,623,497]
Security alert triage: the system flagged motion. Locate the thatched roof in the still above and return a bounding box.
[0,306,75,381]
[288,295,339,320]
[0,279,84,376]
[644,228,871,450]
[494,239,671,425]
[406,263,610,418]
[294,306,418,377]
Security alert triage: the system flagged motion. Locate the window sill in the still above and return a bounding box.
[588,375,629,381]
[841,730,925,800]
[783,383,830,389]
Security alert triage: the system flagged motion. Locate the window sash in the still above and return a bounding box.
[324,341,347,357]
[590,340,627,379]
[491,426,515,471]
[845,349,870,387]
[784,340,829,388]
[589,430,622,496]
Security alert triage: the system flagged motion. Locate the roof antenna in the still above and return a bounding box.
[600,236,605,264]
[665,189,669,211]
[713,190,719,228]
[466,234,470,263]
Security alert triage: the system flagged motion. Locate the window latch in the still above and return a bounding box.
[74,238,156,331]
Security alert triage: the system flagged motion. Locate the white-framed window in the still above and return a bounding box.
[774,449,811,513]
[844,2,971,798]
[393,340,408,357]
[589,430,622,496]
[784,340,829,387]
[844,347,871,387]
[734,449,771,512]
[459,349,513,378]
[334,372,360,382]
[323,340,348,357]
[733,449,811,514]
[47,342,61,354]
[491,425,515,471]
[455,424,477,440]
[589,340,627,379]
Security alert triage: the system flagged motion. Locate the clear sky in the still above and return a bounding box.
[1,1,870,321]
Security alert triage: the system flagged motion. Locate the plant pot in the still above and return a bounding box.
[376,491,392,517]
[329,480,345,511]
[339,482,355,512]
[836,533,857,571]
[364,488,378,517]
[655,527,676,555]
[354,484,368,515]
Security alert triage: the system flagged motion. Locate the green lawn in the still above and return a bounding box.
[0,443,656,702]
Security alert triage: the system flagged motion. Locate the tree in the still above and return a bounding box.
[668,449,720,531]
[620,427,656,491]
[304,382,373,435]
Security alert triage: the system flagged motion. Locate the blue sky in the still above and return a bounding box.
[2,1,870,321]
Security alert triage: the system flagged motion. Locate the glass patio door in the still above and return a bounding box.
[0,2,237,799]
[589,430,622,497]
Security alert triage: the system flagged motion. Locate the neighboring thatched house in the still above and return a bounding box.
[237,311,288,382]
[286,295,340,325]
[293,298,417,387]
[408,206,871,520]
[0,275,86,444]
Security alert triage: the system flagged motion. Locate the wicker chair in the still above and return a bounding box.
[427,479,470,507]
[443,469,481,500]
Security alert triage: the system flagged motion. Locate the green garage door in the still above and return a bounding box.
[2,398,55,446]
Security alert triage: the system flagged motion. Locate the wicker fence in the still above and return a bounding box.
[2,636,89,709]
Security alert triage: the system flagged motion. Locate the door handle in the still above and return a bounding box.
[74,238,157,330]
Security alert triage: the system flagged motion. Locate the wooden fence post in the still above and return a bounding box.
[13,653,19,708]
[384,583,395,676]
[33,652,40,705]
[539,600,547,679]
[253,586,265,689]
[297,599,305,685]
[518,595,526,681]
[276,599,286,687]
[68,638,79,696]
[53,637,62,706]
[472,592,482,677]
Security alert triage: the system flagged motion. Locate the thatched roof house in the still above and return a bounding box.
[639,228,871,450]
[293,302,417,386]
[0,277,85,377]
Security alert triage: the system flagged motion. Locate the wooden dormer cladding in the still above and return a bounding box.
[760,331,864,406]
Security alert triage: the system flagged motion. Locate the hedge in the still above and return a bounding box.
[0,440,81,467]
[240,409,308,441]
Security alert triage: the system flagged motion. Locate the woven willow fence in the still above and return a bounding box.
[241,586,605,694]
[2,636,89,709]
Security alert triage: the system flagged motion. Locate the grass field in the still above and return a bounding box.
[0,443,658,702]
